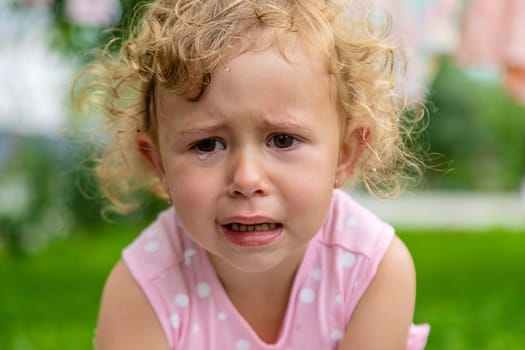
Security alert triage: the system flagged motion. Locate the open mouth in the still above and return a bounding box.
[221,222,283,247]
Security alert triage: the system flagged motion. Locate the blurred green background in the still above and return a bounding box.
[1,1,524,349]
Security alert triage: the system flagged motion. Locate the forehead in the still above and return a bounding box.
[218,39,330,93]
[155,42,334,122]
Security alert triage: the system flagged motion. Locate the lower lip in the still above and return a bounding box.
[222,226,283,247]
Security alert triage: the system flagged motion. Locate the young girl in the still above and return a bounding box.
[77,0,430,349]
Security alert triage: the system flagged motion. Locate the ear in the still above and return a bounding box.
[135,131,169,192]
[334,123,369,188]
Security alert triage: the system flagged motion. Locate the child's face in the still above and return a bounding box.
[138,43,358,274]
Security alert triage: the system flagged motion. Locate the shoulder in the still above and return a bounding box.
[94,260,170,350]
[369,235,416,301]
[124,207,187,278]
[337,236,416,350]
[355,235,416,317]
[320,189,395,259]
[318,191,416,343]
[97,207,191,350]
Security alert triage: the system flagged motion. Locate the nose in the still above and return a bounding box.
[227,149,269,198]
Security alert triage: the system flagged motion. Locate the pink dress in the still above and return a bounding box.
[123,190,430,349]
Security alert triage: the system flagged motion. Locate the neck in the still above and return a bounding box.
[207,247,308,344]
[208,247,306,299]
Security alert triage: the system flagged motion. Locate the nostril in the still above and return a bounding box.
[227,158,269,197]
[230,186,266,198]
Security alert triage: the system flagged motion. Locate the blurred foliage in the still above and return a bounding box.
[49,0,151,60]
[0,134,78,256]
[0,0,158,255]
[9,0,150,61]
[0,132,166,256]
[425,58,525,191]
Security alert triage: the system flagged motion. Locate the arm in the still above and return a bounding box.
[94,260,170,350]
[337,236,416,350]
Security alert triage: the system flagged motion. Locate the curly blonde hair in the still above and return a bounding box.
[73,0,426,214]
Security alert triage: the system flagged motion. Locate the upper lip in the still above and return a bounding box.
[219,216,279,225]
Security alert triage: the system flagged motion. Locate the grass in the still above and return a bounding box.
[402,230,525,350]
[0,226,137,350]
[1,226,524,349]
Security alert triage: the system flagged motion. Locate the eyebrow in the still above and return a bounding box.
[177,121,227,136]
[176,114,314,136]
[260,116,315,134]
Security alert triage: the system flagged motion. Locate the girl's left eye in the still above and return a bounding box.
[268,134,299,149]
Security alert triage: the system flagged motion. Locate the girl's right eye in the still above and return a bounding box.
[191,138,225,154]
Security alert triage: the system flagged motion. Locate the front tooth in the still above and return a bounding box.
[230,223,278,232]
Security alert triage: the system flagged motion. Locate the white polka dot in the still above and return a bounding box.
[299,288,316,303]
[196,282,211,298]
[335,294,343,304]
[170,313,180,328]
[192,324,199,334]
[217,311,227,321]
[175,293,189,307]
[184,249,196,265]
[311,268,322,281]
[331,329,343,340]
[346,217,357,226]
[144,241,160,253]
[236,339,251,350]
[340,252,356,268]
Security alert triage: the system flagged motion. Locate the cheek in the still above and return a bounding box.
[165,165,218,220]
[285,182,334,240]
[279,149,338,214]
[295,144,339,183]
